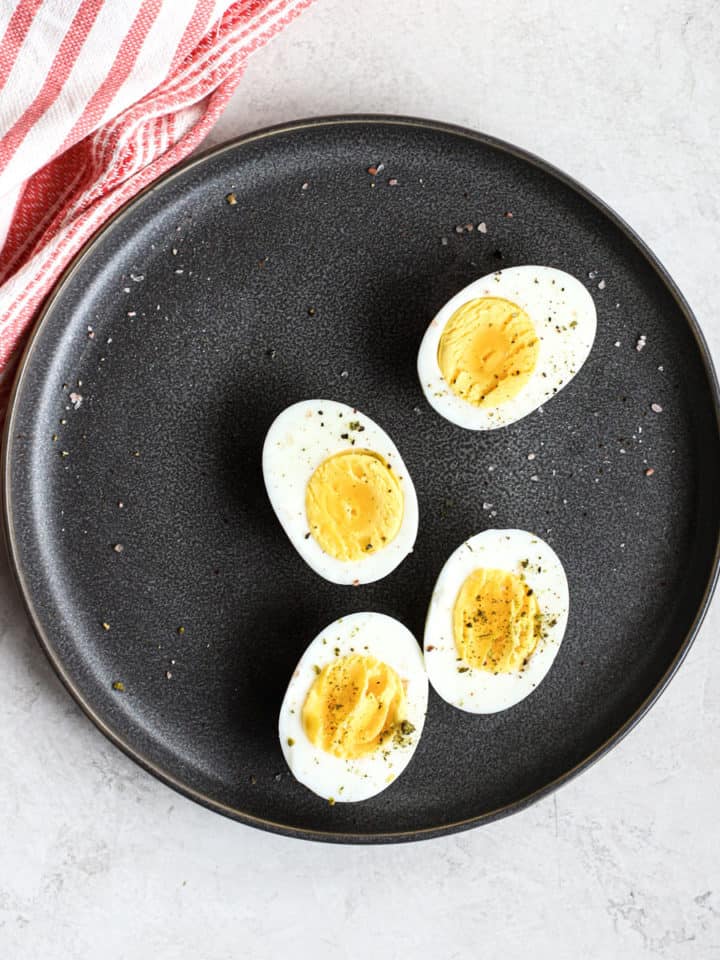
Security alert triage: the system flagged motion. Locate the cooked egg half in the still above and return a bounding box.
[263,400,418,584]
[417,266,596,429]
[424,529,569,713]
[279,612,428,802]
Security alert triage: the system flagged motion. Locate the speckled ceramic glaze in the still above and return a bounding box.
[4,117,719,843]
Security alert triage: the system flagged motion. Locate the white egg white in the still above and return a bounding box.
[417,265,597,429]
[279,612,428,802]
[424,529,569,713]
[262,399,418,585]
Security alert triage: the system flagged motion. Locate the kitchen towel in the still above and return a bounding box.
[0,0,313,410]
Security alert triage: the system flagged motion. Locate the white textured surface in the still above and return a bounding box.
[2,1,720,955]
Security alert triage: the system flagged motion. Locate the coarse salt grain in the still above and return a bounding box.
[651,403,663,413]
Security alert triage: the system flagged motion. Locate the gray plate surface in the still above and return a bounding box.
[4,117,719,842]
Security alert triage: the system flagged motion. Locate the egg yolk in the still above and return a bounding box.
[437,297,539,407]
[302,654,408,759]
[306,449,404,561]
[453,567,542,672]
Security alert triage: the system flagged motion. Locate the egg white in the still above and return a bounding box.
[262,400,418,584]
[279,612,428,802]
[417,265,597,429]
[424,529,569,713]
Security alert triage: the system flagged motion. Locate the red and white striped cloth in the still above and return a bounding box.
[0,0,313,410]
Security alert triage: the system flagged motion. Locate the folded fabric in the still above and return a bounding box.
[0,0,313,413]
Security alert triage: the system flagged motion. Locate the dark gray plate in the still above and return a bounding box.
[4,117,719,843]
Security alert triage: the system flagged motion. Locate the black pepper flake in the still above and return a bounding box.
[458,666,470,674]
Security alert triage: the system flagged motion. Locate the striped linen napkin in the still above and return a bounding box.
[0,0,313,410]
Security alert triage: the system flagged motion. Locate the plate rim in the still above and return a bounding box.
[3,113,720,844]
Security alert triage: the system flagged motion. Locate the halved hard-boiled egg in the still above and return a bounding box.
[263,400,418,584]
[417,266,596,429]
[279,612,428,802]
[424,529,569,713]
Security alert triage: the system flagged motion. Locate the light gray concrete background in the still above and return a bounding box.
[2,1,719,956]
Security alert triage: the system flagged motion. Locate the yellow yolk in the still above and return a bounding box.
[453,568,542,672]
[302,654,408,759]
[437,296,540,407]
[305,449,404,561]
